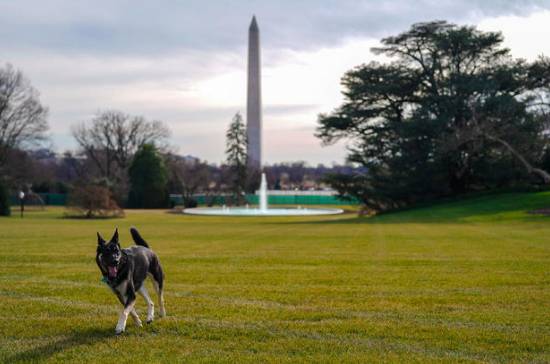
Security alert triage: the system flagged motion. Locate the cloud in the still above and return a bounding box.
[1,0,548,55]
[478,9,550,59]
[1,1,550,164]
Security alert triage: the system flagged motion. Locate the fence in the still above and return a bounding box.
[9,192,357,207]
[10,193,67,206]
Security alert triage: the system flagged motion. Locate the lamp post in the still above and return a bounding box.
[19,191,25,218]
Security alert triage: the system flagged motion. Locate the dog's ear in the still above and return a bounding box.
[110,228,119,245]
[97,232,106,247]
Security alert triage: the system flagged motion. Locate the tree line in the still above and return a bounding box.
[0,68,353,216]
[3,20,546,216]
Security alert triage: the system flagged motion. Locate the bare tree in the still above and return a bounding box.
[167,155,213,207]
[67,185,124,218]
[0,64,49,164]
[72,110,170,179]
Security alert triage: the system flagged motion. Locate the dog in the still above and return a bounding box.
[96,227,166,335]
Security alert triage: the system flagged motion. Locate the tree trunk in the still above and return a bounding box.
[485,134,550,184]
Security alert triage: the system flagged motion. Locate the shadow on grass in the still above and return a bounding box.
[4,327,113,363]
[61,214,125,220]
[265,192,550,225]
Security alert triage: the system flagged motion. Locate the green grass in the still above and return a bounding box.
[0,192,549,363]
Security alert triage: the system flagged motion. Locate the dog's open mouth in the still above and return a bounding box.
[107,266,118,279]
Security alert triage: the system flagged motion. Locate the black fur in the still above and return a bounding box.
[130,226,150,248]
[96,227,165,334]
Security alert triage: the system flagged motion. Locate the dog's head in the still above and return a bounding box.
[96,228,122,280]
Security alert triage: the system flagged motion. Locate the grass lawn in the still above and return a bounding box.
[0,192,549,363]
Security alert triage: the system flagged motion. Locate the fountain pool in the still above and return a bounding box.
[183,173,344,216]
[183,206,344,216]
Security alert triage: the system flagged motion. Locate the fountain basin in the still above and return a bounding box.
[183,207,344,216]
[184,173,344,216]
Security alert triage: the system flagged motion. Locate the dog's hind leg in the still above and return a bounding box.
[151,278,165,317]
[138,286,155,323]
[150,258,166,317]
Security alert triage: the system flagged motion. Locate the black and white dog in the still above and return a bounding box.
[96,227,166,335]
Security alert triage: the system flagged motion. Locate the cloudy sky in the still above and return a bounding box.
[1,0,550,165]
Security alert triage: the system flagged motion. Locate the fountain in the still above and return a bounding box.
[259,173,268,212]
[183,173,343,216]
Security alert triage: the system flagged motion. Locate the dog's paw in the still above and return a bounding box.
[135,320,143,328]
[115,325,125,335]
[146,318,154,324]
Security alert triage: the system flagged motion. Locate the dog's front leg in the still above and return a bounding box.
[130,308,142,327]
[113,292,141,327]
[115,292,136,335]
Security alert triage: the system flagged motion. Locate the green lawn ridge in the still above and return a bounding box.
[0,191,549,363]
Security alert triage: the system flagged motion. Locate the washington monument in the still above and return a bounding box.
[247,16,262,170]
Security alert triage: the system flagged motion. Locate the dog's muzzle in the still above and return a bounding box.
[107,266,118,279]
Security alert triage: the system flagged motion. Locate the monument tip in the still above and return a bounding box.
[249,15,258,31]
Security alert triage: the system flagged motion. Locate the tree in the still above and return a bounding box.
[0,179,10,216]
[530,56,550,173]
[127,144,169,208]
[1,148,58,191]
[0,64,49,165]
[317,21,550,211]
[72,110,170,202]
[225,112,248,203]
[167,156,211,208]
[67,184,124,218]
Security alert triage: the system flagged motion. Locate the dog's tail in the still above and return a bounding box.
[130,227,150,248]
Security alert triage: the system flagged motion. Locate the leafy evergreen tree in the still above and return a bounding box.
[127,144,169,208]
[317,21,550,212]
[225,112,248,204]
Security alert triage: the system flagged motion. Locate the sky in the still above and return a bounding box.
[1,0,550,165]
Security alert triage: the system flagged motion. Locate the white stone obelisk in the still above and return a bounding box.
[246,16,262,170]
